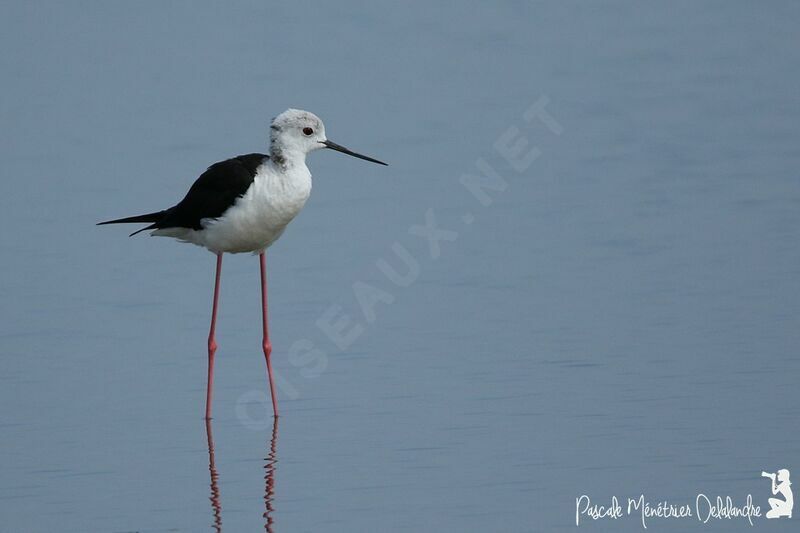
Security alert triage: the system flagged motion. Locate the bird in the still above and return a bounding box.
[98,109,387,419]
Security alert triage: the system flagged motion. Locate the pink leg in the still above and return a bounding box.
[260,252,279,418]
[205,253,223,420]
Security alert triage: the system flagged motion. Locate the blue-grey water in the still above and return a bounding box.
[2,2,799,532]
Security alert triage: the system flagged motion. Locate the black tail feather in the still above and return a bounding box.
[97,210,166,237]
[128,224,158,237]
[97,211,165,225]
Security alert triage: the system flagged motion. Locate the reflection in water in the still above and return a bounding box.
[263,417,279,532]
[205,419,222,532]
[204,417,279,532]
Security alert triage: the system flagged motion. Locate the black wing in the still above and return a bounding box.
[157,153,269,230]
[99,153,269,235]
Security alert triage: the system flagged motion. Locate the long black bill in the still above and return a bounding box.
[321,140,387,166]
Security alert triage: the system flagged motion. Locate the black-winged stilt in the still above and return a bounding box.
[99,109,387,419]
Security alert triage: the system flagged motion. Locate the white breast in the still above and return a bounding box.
[163,161,312,254]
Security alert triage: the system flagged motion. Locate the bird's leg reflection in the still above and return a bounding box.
[206,419,223,532]
[263,416,279,532]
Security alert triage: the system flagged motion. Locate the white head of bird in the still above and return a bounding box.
[269,108,387,168]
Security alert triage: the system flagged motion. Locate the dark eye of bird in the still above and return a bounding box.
[303,127,313,136]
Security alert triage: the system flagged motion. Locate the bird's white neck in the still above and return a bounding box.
[269,141,308,170]
[264,148,312,189]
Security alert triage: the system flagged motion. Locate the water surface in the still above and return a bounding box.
[1,2,799,531]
